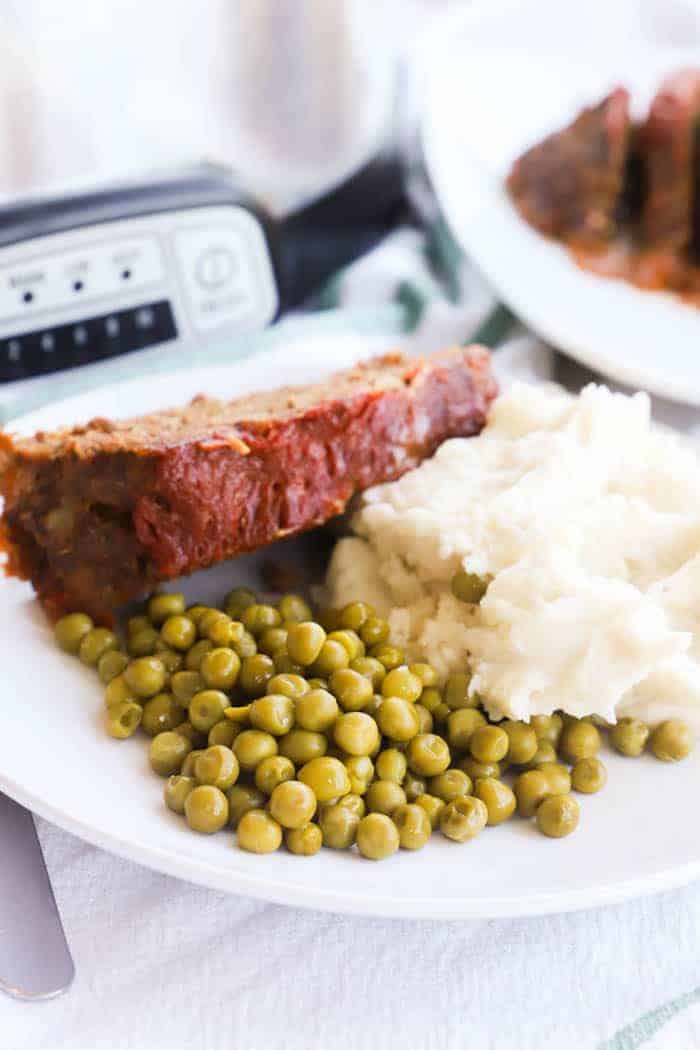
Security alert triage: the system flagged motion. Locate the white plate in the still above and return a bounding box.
[2,337,700,919]
[421,3,700,405]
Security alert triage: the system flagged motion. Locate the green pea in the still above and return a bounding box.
[124,656,167,699]
[79,627,118,667]
[428,768,472,803]
[237,810,282,853]
[514,769,551,817]
[184,785,229,833]
[184,639,214,670]
[97,649,129,684]
[333,712,380,757]
[451,570,489,604]
[141,693,184,737]
[233,729,278,771]
[473,778,516,825]
[344,755,374,794]
[257,626,289,656]
[149,731,192,776]
[148,592,186,624]
[269,780,317,829]
[368,643,404,671]
[207,616,237,647]
[559,721,601,763]
[208,721,240,748]
[164,775,195,814]
[392,803,432,850]
[160,614,196,651]
[188,690,230,733]
[365,780,407,815]
[469,726,509,763]
[571,757,607,794]
[241,603,282,636]
[171,670,204,708]
[649,720,693,762]
[224,586,257,620]
[298,756,350,802]
[503,721,539,765]
[55,612,94,654]
[128,627,160,656]
[338,601,374,632]
[267,673,310,700]
[440,796,488,842]
[295,689,339,732]
[318,804,359,849]
[415,793,445,829]
[406,734,451,777]
[200,647,241,690]
[446,708,486,749]
[409,663,439,688]
[227,784,266,828]
[104,674,137,709]
[254,755,296,795]
[402,771,427,802]
[249,694,295,736]
[377,697,420,742]
[231,630,257,660]
[285,823,323,856]
[536,794,580,838]
[356,813,400,860]
[279,729,328,766]
[531,714,564,747]
[381,666,422,702]
[537,762,572,796]
[329,668,373,711]
[349,656,386,690]
[277,594,313,623]
[238,654,275,698]
[310,640,349,678]
[610,717,649,757]
[359,617,389,647]
[126,614,150,637]
[418,687,442,713]
[105,701,142,739]
[194,745,240,790]
[458,756,501,780]
[444,672,478,710]
[375,748,407,783]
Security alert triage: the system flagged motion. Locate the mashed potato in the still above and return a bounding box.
[325,383,700,729]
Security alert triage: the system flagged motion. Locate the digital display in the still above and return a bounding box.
[0,299,177,381]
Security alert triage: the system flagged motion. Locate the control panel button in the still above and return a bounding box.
[173,210,277,332]
[0,299,177,382]
[195,247,236,290]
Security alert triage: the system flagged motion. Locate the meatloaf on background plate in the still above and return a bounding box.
[0,345,497,623]
[507,87,632,247]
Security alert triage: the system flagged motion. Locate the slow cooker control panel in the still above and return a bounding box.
[0,205,278,381]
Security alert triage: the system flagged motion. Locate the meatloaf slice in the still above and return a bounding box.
[640,69,700,251]
[0,346,497,623]
[507,87,631,247]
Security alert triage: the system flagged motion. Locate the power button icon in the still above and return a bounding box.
[195,246,236,290]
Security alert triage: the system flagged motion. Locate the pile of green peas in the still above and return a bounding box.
[54,579,695,860]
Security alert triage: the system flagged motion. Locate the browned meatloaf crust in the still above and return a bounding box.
[507,87,631,247]
[640,69,700,251]
[0,346,497,623]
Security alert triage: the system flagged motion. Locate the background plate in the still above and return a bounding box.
[1,337,700,918]
[421,3,700,405]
